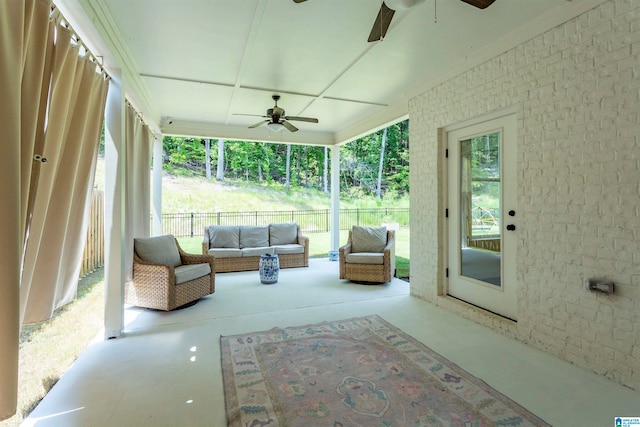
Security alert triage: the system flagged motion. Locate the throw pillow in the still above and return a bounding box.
[351,226,387,253]
[269,223,298,245]
[134,235,182,267]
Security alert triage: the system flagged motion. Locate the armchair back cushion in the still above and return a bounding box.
[239,226,269,248]
[134,235,182,267]
[269,222,298,245]
[209,225,240,248]
[351,226,387,253]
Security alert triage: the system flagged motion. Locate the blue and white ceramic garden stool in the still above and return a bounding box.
[259,253,279,284]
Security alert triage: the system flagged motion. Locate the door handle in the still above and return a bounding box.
[506,224,516,231]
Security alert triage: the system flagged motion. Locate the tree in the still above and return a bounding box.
[205,138,211,180]
[376,127,387,199]
[323,147,328,193]
[285,144,291,191]
[160,118,409,197]
[216,139,224,181]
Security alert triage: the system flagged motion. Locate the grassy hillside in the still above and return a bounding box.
[95,158,409,213]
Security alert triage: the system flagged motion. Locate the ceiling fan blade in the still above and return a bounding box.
[282,121,299,132]
[293,0,307,3]
[459,0,496,9]
[234,113,269,118]
[249,120,268,129]
[284,116,318,123]
[368,2,395,42]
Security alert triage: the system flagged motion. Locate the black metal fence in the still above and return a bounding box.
[161,208,409,238]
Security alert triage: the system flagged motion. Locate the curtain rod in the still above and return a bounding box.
[50,4,110,80]
[125,101,160,140]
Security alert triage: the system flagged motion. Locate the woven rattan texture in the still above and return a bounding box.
[339,229,395,283]
[126,237,215,311]
[202,224,309,273]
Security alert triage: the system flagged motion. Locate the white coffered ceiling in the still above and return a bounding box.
[56,0,603,145]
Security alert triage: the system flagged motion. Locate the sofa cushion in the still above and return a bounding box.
[351,226,387,253]
[174,263,211,284]
[273,244,304,255]
[134,235,181,267]
[209,225,240,249]
[207,248,243,258]
[239,226,269,248]
[346,252,384,265]
[269,223,298,245]
[241,247,273,257]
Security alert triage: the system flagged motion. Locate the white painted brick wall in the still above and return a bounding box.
[409,0,639,390]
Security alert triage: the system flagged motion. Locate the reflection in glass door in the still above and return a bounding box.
[460,133,501,287]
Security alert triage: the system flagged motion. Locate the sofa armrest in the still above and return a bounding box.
[383,230,395,252]
[338,231,353,279]
[293,225,310,266]
[339,242,352,256]
[383,230,396,280]
[202,227,210,255]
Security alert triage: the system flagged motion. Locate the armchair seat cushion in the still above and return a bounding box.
[175,263,211,285]
[208,248,243,258]
[346,252,384,265]
[273,244,304,255]
[241,246,272,257]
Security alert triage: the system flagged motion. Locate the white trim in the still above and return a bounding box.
[103,71,125,339]
[330,146,341,251]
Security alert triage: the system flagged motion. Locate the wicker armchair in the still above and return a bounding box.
[339,226,395,284]
[125,235,215,311]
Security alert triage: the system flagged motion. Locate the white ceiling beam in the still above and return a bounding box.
[161,120,336,147]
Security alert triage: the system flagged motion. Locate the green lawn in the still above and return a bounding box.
[177,227,410,278]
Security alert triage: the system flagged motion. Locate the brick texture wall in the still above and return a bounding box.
[409,0,639,390]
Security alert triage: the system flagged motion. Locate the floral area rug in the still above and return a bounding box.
[220,315,550,426]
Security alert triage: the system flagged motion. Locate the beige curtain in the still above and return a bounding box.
[127,104,153,240]
[120,104,153,283]
[0,0,53,419]
[21,20,110,324]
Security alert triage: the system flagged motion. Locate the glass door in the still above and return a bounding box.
[447,114,517,320]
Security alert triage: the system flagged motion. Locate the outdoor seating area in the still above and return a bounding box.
[125,235,215,311]
[339,226,395,284]
[202,223,309,273]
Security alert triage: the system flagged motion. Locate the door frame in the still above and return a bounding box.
[443,108,518,320]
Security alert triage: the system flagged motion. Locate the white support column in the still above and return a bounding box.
[103,71,125,339]
[330,145,340,251]
[152,135,163,236]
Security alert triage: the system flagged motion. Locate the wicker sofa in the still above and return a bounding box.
[202,223,309,273]
[126,235,215,311]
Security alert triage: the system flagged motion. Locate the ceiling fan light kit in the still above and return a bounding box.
[267,122,284,132]
[385,0,426,10]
